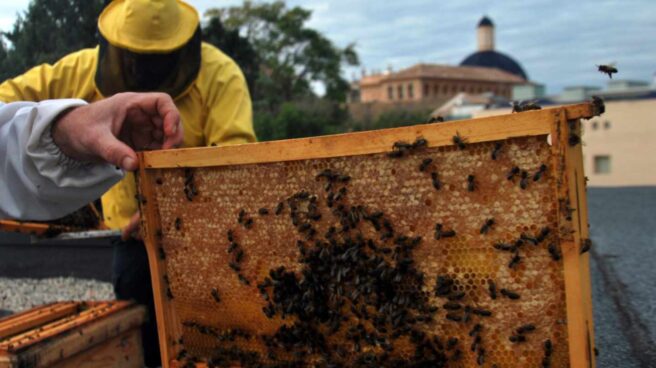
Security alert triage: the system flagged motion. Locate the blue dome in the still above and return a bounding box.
[478,16,494,27]
[460,50,528,80]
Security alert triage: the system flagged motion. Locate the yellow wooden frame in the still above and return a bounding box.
[138,103,598,368]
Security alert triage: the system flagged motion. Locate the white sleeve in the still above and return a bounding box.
[0,99,124,221]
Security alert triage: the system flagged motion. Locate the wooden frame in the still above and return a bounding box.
[138,103,598,368]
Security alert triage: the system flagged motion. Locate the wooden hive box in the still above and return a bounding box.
[0,301,146,368]
[137,102,601,367]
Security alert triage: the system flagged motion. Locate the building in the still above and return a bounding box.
[473,80,656,187]
[352,16,528,106]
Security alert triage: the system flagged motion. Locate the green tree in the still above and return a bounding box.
[206,0,359,110]
[202,16,260,95]
[0,0,105,81]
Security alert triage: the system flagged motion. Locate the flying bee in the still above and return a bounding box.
[516,324,536,334]
[452,132,467,150]
[258,208,269,215]
[500,288,520,300]
[431,171,441,190]
[597,64,618,79]
[467,175,476,192]
[211,288,221,303]
[580,238,592,254]
[533,164,547,181]
[507,166,520,181]
[488,280,497,299]
[419,158,433,172]
[491,142,503,160]
[548,242,561,261]
[480,218,495,234]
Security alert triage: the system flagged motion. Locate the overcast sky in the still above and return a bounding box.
[1,0,654,94]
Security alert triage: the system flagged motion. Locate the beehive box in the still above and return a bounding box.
[137,103,601,367]
[0,301,146,368]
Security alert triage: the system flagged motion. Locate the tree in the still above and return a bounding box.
[0,0,105,81]
[205,1,359,110]
[202,17,260,96]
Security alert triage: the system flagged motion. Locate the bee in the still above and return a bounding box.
[174,217,182,231]
[597,64,618,79]
[443,302,462,310]
[155,178,163,185]
[493,242,514,252]
[520,170,529,189]
[211,288,221,303]
[428,115,445,123]
[521,233,539,245]
[387,149,404,158]
[235,249,244,262]
[243,218,253,229]
[536,227,550,243]
[516,324,536,334]
[477,348,485,365]
[412,137,428,149]
[467,175,476,192]
[158,246,166,260]
[469,324,482,337]
[166,287,174,300]
[511,100,523,113]
[591,95,606,115]
[488,280,497,300]
[512,100,541,112]
[508,253,521,269]
[544,339,553,355]
[237,209,246,223]
[431,171,441,190]
[258,208,269,215]
[452,132,467,150]
[275,202,285,215]
[237,274,250,286]
[393,141,413,150]
[500,288,520,300]
[419,158,433,172]
[580,238,592,254]
[446,337,459,349]
[569,132,581,147]
[533,164,547,181]
[448,291,466,301]
[434,223,456,239]
[491,142,503,160]
[480,218,495,234]
[227,229,234,242]
[229,262,241,272]
[472,308,492,317]
[507,166,520,181]
[509,335,527,343]
[548,243,561,261]
[446,313,462,322]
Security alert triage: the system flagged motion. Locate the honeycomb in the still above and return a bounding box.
[149,135,569,367]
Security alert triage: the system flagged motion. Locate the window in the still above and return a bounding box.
[408,84,414,99]
[443,85,448,94]
[424,84,429,97]
[388,86,394,100]
[433,85,439,95]
[397,85,403,100]
[594,155,611,174]
[592,121,599,130]
[604,121,611,129]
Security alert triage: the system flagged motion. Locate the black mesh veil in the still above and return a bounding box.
[95,26,201,99]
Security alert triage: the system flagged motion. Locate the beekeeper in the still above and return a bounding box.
[0,92,182,220]
[0,1,256,365]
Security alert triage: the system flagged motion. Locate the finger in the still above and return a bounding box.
[121,212,141,241]
[95,134,138,171]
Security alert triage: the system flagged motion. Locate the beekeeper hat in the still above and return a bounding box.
[98,0,200,53]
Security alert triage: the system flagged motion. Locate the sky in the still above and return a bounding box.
[1,0,654,94]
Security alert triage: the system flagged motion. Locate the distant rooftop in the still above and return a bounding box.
[360,63,525,86]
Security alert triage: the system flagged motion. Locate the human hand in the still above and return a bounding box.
[51,92,183,171]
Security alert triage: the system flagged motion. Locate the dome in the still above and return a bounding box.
[460,50,528,80]
[478,16,494,27]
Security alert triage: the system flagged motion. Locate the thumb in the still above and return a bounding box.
[96,135,138,171]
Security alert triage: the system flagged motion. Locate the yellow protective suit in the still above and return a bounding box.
[0,43,256,229]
